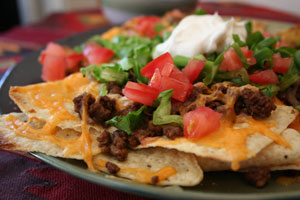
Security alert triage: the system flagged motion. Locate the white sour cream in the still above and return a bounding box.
[153,14,247,58]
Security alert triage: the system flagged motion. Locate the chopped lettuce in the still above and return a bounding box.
[258,84,280,97]
[216,68,249,85]
[99,83,108,96]
[81,64,128,85]
[232,43,250,68]
[106,105,147,135]
[153,90,183,127]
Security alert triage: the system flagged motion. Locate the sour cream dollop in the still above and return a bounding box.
[153,14,247,58]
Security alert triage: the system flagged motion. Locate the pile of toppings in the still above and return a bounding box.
[37,10,300,186]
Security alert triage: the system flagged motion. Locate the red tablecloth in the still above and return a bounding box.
[0,2,299,200]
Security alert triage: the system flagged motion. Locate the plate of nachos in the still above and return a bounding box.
[1,8,300,200]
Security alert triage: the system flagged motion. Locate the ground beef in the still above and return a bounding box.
[234,88,276,119]
[97,130,111,154]
[171,102,182,115]
[162,125,183,140]
[184,84,210,106]
[107,82,122,95]
[205,100,225,113]
[88,96,116,125]
[96,122,182,162]
[148,121,163,136]
[110,145,128,161]
[118,102,142,116]
[105,162,120,174]
[73,93,95,119]
[244,169,271,188]
[73,93,117,126]
[97,130,129,161]
[151,176,159,185]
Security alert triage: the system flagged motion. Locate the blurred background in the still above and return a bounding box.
[0,0,299,75]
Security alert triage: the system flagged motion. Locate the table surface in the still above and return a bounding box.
[0,2,300,200]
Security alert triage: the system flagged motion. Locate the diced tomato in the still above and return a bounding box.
[271,53,292,73]
[43,42,66,56]
[249,69,279,85]
[241,47,256,65]
[39,42,66,64]
[275,41,289,48]
[149,68,162,90]
[141,52,174,79]
[65,53,83,71]
[219,47,256,71]
[182,59,206,83]
[159,77,192,102]
[83,43,114,65]
[136,16,160,38]
[41,55,66,82]
[263,32,273,38]
[147,62,192,102]
[169,64,190,84]
[123,81,159,106]
[183,106,222,139]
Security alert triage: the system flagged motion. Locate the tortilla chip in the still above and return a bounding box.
[94,148,203,186]
[197,129,300,171]
[9,75,134,132]
[138,105,296,164]
[0,113,202,186]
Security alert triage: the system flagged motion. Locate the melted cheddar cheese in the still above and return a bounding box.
[149,116,290,171]
[97,160,177,184]
[6,73,98,170]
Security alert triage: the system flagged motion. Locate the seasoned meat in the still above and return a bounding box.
[97,130,128,161]
[107,82,122,95]
[112,130,127,149]
[73,93,95,119]
[184,83,209,106]
[89,96,116,125]
[148,121,163,136]
[132,130,154,143]
[244,169,271,188]
[127,135,140,148]
[205,100,225,113]
[234,88,276,119]
[110,145,128,161]
[278,78,300,107]
[118,102,142,116]
[97,130,111,153]
[105,161,120,174]
[162,125,183,140]
[151,176,159,185]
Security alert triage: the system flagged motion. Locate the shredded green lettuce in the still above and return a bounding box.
[258,84,280,97]
[216,68,249,85]
[99,83,108,96]
[153,90,183,127]
[106,105,147,135]
[81,64,128,85]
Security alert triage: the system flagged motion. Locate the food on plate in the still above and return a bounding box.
[1,8,300,187]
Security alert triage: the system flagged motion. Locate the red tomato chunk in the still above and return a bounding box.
[249,69,279,85]
[219,47,256,71]
[83,42,114,65]
[182,59,206,83]
[39,42,84,82]
[136,16,160,38]
[271,53,292,74]
[123,81,159,106]
[183,107,222,139]
[141,52,174,79]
